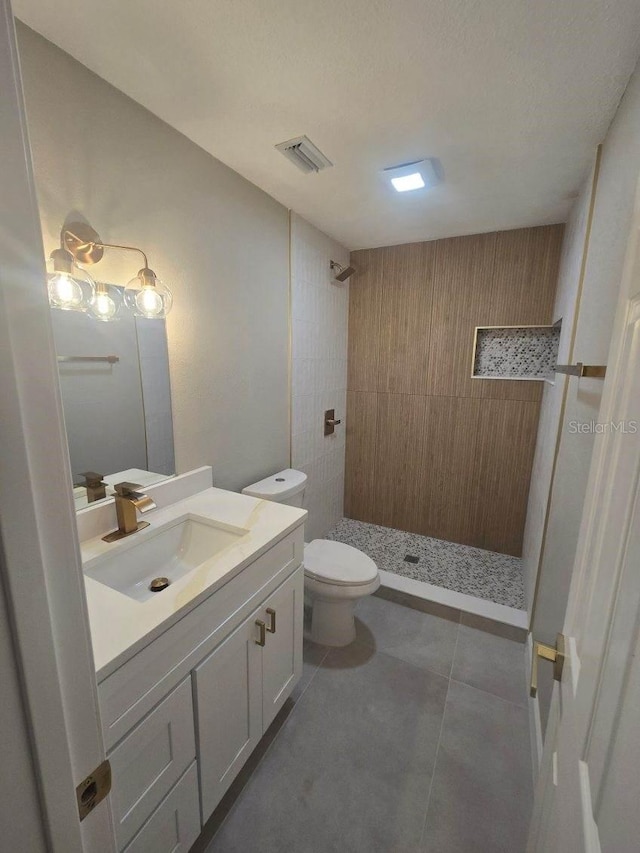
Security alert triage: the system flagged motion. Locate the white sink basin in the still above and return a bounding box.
[84,514,250,602]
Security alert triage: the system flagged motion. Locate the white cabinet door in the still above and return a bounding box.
[261,568,304,731]
[194,613,263,822]
[109,678,195,849]
[122,764,200,853]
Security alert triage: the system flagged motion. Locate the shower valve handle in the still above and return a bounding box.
[324,409,341,435]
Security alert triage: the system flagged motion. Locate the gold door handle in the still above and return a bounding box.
[266,607,276,634]
[530,633,566,698]
[255,620,266,647]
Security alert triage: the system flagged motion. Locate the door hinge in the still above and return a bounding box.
[76,759,111,821]
[530,633,566,698]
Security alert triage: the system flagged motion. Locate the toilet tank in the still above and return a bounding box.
[242,468,307,507]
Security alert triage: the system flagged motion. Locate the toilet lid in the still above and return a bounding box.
[303,540,378,586]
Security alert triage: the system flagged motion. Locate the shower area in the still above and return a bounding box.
[326,226,564,620]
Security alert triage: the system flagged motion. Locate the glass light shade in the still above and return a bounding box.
[124,272,172,319]
[47,255,95,312]
[89,283,123,322]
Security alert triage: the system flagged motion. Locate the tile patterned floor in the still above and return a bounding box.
[327,518,525,610]
[197,595,532,853]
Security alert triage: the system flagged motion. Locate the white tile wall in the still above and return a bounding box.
[290,214,350,541]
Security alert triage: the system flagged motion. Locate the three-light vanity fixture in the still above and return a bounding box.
[46,221,173,321]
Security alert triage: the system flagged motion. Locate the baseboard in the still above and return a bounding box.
[526,633,544,785]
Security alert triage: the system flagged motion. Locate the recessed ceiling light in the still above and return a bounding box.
[384,159,440,193]
[391,172,425,192]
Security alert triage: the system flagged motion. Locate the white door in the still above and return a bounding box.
[261,569,304,731]
[528,180,640,852]
[194,613,263,822]
[0,3,115,851]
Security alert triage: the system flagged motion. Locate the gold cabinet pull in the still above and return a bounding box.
[266,608,276,634]
[255,620,266,647]
[530,633,566,698]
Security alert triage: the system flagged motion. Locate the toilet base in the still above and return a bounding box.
[310,596,358,647]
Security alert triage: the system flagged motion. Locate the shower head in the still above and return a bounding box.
[330,261,355,282]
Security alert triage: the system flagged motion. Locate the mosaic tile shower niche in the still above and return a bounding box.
[472,324,561,380]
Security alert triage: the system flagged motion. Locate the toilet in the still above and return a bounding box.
[242,469,380,647]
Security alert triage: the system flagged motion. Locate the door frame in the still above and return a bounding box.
[0,3,115,850]
[526,151,600,775]
[527,164,640,850]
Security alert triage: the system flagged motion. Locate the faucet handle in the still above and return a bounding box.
[113,482,144,497]
[80,471,106,486]
[78,471,108,504]
[113,482,157,513]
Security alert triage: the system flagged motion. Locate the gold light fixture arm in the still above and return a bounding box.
[63,223,150,269]
[88,238,149,271]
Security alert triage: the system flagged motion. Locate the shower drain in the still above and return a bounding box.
[404,554,419,564]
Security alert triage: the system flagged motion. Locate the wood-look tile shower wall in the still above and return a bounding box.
[345,225,564,556]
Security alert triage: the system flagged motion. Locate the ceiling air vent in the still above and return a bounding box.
[275,136,333,174]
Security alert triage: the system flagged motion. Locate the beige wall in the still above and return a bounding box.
[345,226,563,557]
[530,56,640,734]
[17,23,290,492]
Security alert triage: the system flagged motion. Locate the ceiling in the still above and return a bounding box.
[14,0,640,249]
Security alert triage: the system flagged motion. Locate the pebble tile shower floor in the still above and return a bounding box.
[197,595,532,853]
[327,518,525,609]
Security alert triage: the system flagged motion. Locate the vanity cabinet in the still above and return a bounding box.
[98,526,304,852]
[109,677,196,849]
[195,610,263,820]
[261,571,301,730]
[122,764,200,853]
[195,569,303,822]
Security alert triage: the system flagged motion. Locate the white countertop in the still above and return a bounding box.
[81,486,306,681]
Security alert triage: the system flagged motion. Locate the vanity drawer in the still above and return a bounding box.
[109,677,196,850]
[99,527,303,748]
[122,762,200,853]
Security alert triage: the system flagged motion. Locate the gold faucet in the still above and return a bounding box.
[79,471,107,503]
[102,482,157,543]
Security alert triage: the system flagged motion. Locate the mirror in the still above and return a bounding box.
[51,285,175,510]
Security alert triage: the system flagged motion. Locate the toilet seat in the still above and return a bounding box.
[303,539,378,587]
